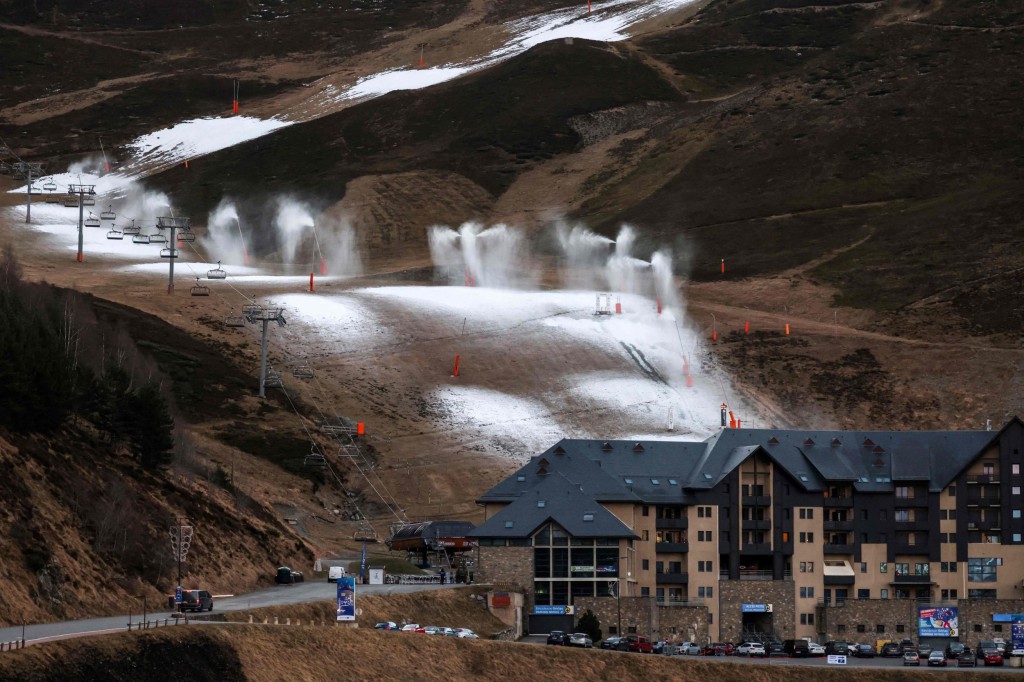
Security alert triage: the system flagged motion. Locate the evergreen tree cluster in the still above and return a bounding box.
[0,247,175,470]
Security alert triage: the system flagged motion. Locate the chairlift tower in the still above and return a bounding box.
[67,184,96,262]
[13,162,43,224]
[242,302,287,398]
[156,216,190,294]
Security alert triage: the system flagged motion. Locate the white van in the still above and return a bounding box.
[328,566,346,583]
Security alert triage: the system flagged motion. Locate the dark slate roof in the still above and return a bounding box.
[475,422,1010,507]
[469,473,637,539]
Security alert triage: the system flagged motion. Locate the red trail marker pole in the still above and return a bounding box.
[310,273,315,292]
[452,355,460,377]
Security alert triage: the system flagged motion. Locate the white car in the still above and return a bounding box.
[454,628,479,639]
[400,624,420,632]
[737,642,766,656]
[568,632,594,648]
[808,642,826,656]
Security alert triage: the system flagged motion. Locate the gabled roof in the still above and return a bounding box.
[469,473,637,539]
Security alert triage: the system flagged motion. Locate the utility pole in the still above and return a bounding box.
[14,162,43,224]
[243,302,286,397]
[67,184,96,262]
[169,520,194,615]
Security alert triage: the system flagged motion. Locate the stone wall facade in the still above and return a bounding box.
[960,599,1024,645]
[816,599,919,643]
[575,596,708,643]
[719,580,796,642]
[474,546,533,590]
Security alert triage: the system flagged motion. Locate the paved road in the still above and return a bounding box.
[0,582,457,646]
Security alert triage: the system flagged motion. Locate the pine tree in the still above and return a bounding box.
[130,381,175,471]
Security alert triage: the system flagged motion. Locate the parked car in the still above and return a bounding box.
[958,648,977,667]
[736,642,766,657]
[179,589,213,612]
[899,638,916,653]
[983,649,1004,666]
[684,644,703,656]
[783,639,810,657]
[927,650,947,667]
[806,642,826,656]
[454,628,479,639]
[944,642,965,659]
[547,631,568,646]
[437,627,458,637]
[767,641,785,656]
[568,633,594,648]
[420,626,441,635]
[618,635,654,653]
[824,641,849,656]
[274,566,304,584]
[855,644,876,658]
[328,566,346,583]
[599,636,623,650]
[903,651,921,666]
[703,642,733,656]
[881,642,902,657]
[374,621,399,630]
[400,623,420,632]
[917,643,932,657]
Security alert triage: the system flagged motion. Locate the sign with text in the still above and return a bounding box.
[534,605,574,615]
[741,603,773,613]
[1012,617,1024,655]
[918,606,958,637]
[336,576,355,622]
[827,655,847,665]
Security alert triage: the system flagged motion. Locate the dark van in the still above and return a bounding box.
[784,639,810,657]
[180,589,213,612]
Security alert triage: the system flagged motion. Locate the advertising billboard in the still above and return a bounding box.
[336,576,355,622]
[918,606,958,637]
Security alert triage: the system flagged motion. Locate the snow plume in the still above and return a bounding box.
[605,224,651,294]
[68,154,109,176]
[428,222,533,288]
[273,198,315,265]
[319,214,363,278]
[203,199,249,266]
[555,220,614,289]
[651,248,683,317]
[114,182,173,229]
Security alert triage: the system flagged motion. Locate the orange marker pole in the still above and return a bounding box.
[587,0,591,12]
[184,159,189,169]
[356,422,365,436]
[721,258,725,274]
[785,323,791,336]
[310,273,315,292]
[657,297,662,314]
[744,320,750,334]
[320,258,327,276]
[419,45,424,68]
[686,375,694,388]
[712,329,717,342]
[452,354,460,377]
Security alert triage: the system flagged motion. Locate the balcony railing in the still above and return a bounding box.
[655,517,689,530]
[967,492,1001,507]
[655,542,689,554]
[740,542,773,554]
[824,496,854,507]
[742,519,771,531]
[742,495,772,507]
[656,597,705,607]
[967,474,1000,485]
[656,572,689,585]
[824,543,854,554]
[720,570,793,581]
[892,573,934,584]
[817,595,938,607]
[891,543,929,555]
[824,520,854,532]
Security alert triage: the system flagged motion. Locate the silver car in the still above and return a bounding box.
[568,632,594,648]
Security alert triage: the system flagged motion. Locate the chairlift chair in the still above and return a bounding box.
[100,205,116,221]
[177,230,196,243]
[106,229,124,240]
[45,193,59,204]
[207,261,227,280]
[83,196,95,206]
[63,195,79,208]
[122,220,140,235]
[292,364,314,380]
[43,181,57,192]
[303,444,327,468]
[190,278,210,296]
[160,247,179,259]
[353,526,379,543]
[224,316,245,328]
[264,368,283,388]
[148,233,166,243]
[84,213,100,228]
[132,234,150,244]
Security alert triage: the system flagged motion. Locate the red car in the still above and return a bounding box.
[703,642,735,656]
[983,649,1004,666]
[617,635,654,653]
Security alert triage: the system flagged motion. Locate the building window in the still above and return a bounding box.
[968,589,997,599]
[968,557,999,582]
[1015,487,1022,496]
[707,613,713,624]
[948,510,957,520]
[860,562,867,573]
[1014,464,1021,475]
[628,626,637,634]
[880,563,888,573]
[896,486,910,498]
[894,510,910,522]
[837,624,847,633]
[858,589,870,600]
[642,505,649,517]
[807,562,814,573]
[799,562,807,573]
[707,587,713,598]
[974,624,983,633]
[857,624,866,633]
[1016,534,1023,543]
[896,624,905,633]
[799,508,805,519]
[995,624,1004,633]
[698,587,705,598]
[880,589,888,599]
[949,485,956,496]
[642,559,649,571]
[876,624,885,634]
[800,587,807,598]
[641,587,650,596]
